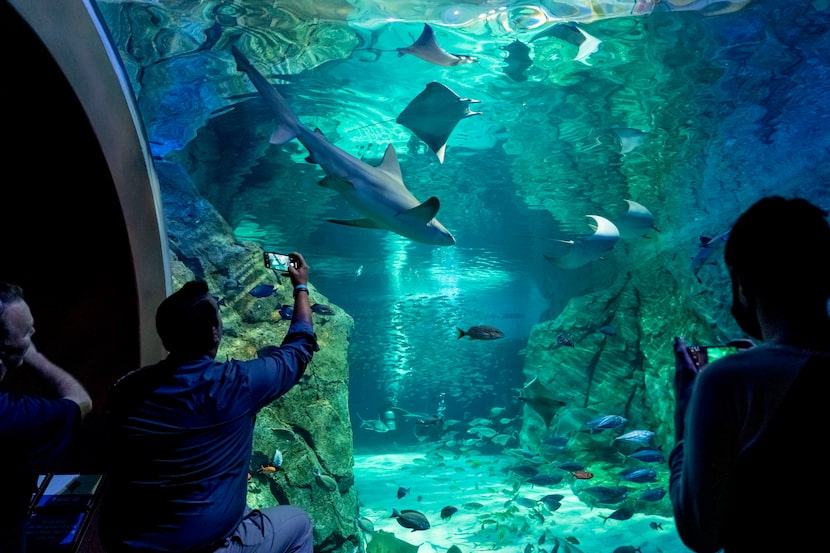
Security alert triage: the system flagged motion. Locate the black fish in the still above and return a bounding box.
[440,505,458,520]
[457,325,504,340]
[397,486,410,499]
[581,485,630,503]
[249,283,276,298]
[526,473,563,486]
[600,507,634,523]
[311,303,335,315]
[391,508,430,531]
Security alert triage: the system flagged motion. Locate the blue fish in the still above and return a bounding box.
[619,468,657,483]
[311,303,335,315]
[638,488,666,502]
[525,473,563,486]
[249,283,276,298]
[583,415,628,433]
[627,449,665,463]
[278,304,293,320]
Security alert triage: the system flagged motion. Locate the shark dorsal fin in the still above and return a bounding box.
[401,196,440,222]
[377,144,403,179]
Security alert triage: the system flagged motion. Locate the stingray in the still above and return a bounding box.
[397,23,477,66]
[530,22,601,65]
[502,40,532,82]
[396,82,482,163]
[544,215,620,270]
[518,377,568,429]
[613,199,659,239]
[612,127,648,154]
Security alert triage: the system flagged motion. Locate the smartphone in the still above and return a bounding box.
[687,344,741,368]
[263,252,293,272]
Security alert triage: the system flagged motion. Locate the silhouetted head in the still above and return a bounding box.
[155,280,221,358]
[0,281,34,380]
[725,196,830,337]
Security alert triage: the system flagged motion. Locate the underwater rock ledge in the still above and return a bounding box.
[156,160,359,553]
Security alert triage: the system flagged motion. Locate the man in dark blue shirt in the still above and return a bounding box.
[0,281,93,553]
[100,253,318,553]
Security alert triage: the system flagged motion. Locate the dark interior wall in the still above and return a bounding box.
[1,2,140,467]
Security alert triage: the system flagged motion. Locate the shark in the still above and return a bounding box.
[231,46,456,246]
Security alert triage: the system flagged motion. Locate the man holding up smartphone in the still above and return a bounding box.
[99,252,318,553]
[670,197,830,553]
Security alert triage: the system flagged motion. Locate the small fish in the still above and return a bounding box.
[417,495,422,502]
[314,468,337,491]
[397,486,411,499]
[614,430,655,445]
[258,464,277,473]
[597,325,617,336]
[526,473,563,486]
[272,449,283,467]
[557,461,584,472]
[627,449,665,463]
[447,546,462,553]
[440,505,458,520]
[457,325,504,340]
[573,470,594,480]
[556,334,575,347]
[619,468,657,483]
[523,543,534,553]
[463,501,484,509]
[600,507,634,523]
[278,304,293,320]
[249,283,276,298]
[583,415,628,433]
[638,488,666,502]
[565,536,580,545]
[650,521,663,530]
[390,508,430,531]
[613,547,641,553]
[356,516,374,533]
[691,229,731,281]
[354,265,364,280]
[311,303,335,315]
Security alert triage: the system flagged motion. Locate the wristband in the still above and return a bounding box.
[294,284,308,294]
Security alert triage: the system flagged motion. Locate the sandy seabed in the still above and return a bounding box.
[353,452,694,553]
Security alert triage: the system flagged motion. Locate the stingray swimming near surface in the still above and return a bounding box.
[502,40,533,82]
[397,23,477,66]
[396,82,482,163]
[518,377,568,429]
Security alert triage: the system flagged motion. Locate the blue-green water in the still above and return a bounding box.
[95,1,829,551]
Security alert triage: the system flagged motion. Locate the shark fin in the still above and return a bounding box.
[327,217,383,229]
[318,175,355,193]
[400,196,440,222]
[377,144,403,179]
[270,125,296,145]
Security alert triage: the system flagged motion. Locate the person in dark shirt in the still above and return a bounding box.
[0,281,93,553]
[670,196,830,552]
[99,253,318,553]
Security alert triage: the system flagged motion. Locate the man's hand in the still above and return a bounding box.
[673,336,699,439]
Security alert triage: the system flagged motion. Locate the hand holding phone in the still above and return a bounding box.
[686,344,742,368]
[263,252,295,273]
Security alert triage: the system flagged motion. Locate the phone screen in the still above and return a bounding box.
[264,252,291,271]
[687,344,741,368]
